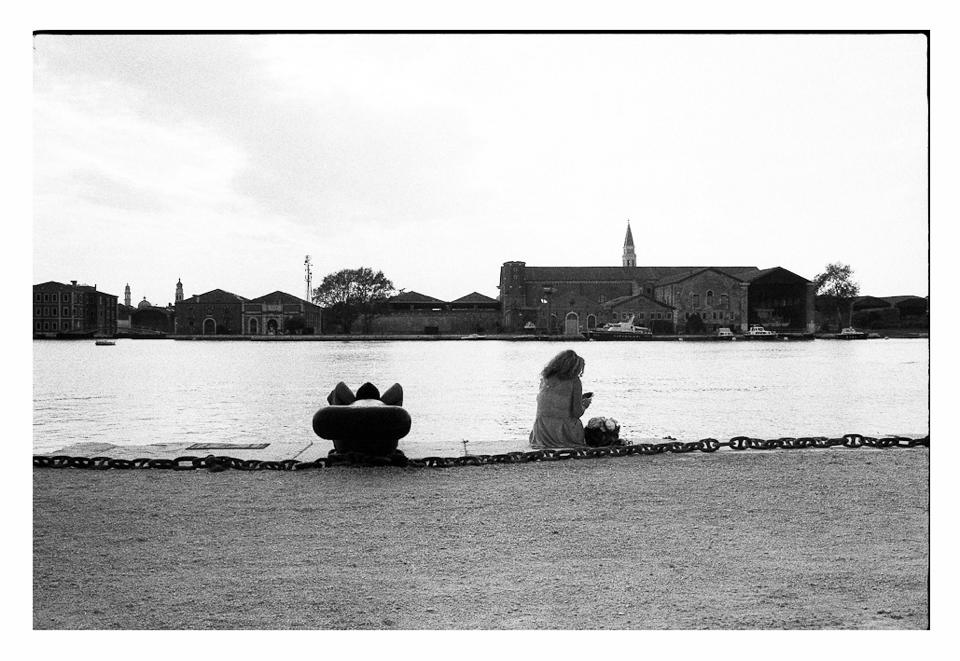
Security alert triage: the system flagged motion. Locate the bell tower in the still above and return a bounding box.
[622,220,636,267]
[124,283,131,307]
[175,278,184,303]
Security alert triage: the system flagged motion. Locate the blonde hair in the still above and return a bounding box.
[541,349,585,380]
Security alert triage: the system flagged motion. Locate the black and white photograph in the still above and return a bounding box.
[23,5,943,644]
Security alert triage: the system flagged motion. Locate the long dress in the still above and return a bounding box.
[528,375,588,448]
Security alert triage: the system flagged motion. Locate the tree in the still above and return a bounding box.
[815,262,860,329]
[312,267,396,334]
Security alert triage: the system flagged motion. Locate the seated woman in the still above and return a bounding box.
[529,349,593,449]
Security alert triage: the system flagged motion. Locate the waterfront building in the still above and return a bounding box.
[33,280,118,337]
[816,294,930,332]
[117,303,134,332]
[174,288,248,335]
[116,282,178,335]
[130,296,176,335]
[498,222,815,335]
[362,290,501,335]
[241,291,322,335]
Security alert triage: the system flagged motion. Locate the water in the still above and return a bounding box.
[33,339,929,457]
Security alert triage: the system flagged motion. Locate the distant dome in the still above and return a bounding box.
[138,297,152,309]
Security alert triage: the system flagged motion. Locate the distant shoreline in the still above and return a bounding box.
[33,332,928,342]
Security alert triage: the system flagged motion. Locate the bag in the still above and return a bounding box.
[584,416,623,447]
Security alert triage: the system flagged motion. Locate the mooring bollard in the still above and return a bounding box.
[311,382,412,463]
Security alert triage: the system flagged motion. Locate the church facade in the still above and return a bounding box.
[499,222,816,335]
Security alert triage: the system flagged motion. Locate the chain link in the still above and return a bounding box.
[34,433,929,472]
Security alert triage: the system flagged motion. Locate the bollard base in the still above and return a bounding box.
[326,449,410,467]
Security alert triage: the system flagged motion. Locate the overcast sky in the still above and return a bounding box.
[33,32,928,304]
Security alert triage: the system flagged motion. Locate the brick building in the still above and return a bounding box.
[499,222,815,335]
[174,288,248,335]
[361,291,501,335]
[33,281,118,338]
[242,291,322,335]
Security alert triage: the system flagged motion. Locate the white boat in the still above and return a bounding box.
[717,327,735,339]
[744,325,778,339]
[586,315,653,341]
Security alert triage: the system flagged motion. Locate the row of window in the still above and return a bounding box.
[619,311,669,321]
[686,311,731,320]
[35,320,83,331]
[35,307,83,317]
[690,292,730,308]
[36,292,76,303]
[34,292,112,305]
[758,297,801,307]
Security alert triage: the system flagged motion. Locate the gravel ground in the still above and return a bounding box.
[33,449,928,629]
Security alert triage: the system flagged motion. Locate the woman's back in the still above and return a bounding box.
[536,376,581,419]
[529,375,587,448]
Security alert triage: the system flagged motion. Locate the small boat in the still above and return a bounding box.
[743,325,778,340]
[836,327,868,340]
[717,327,736,340]
[95,340,116,346]
[585,315,654,341]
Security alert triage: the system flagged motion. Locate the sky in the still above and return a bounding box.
[33,32,928,305]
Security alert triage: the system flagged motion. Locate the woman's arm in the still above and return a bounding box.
[571,378,585,418]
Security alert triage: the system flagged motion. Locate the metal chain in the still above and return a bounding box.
[33,434,929,472]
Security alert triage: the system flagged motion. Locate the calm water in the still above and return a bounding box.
[33,339,929,457]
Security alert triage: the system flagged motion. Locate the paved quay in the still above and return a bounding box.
[34,447,929,629]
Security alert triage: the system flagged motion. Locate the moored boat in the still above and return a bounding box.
[585,315,654,341]
[95,340,116,346]
[743,325,778,340]
[717,327,736,340]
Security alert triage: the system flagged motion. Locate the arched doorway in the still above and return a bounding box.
[564,311,580,336]
[202,318,216,335]
[586,314,597,330]
[266,319,279,335]
[685,313,705,334]
[249,318,259,335]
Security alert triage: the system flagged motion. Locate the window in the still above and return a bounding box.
[43,293,49,302]
[35,322,41,330]
[35,293,41,302]
[599,294,605,304]
[637,312,644,320]
[35,307,40,316]
[720,293,729,308]
[63,294,69,302]
[692,293,700,307]
[656,312,662,320]
[706,290,714,306]
[63,307,69,316]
